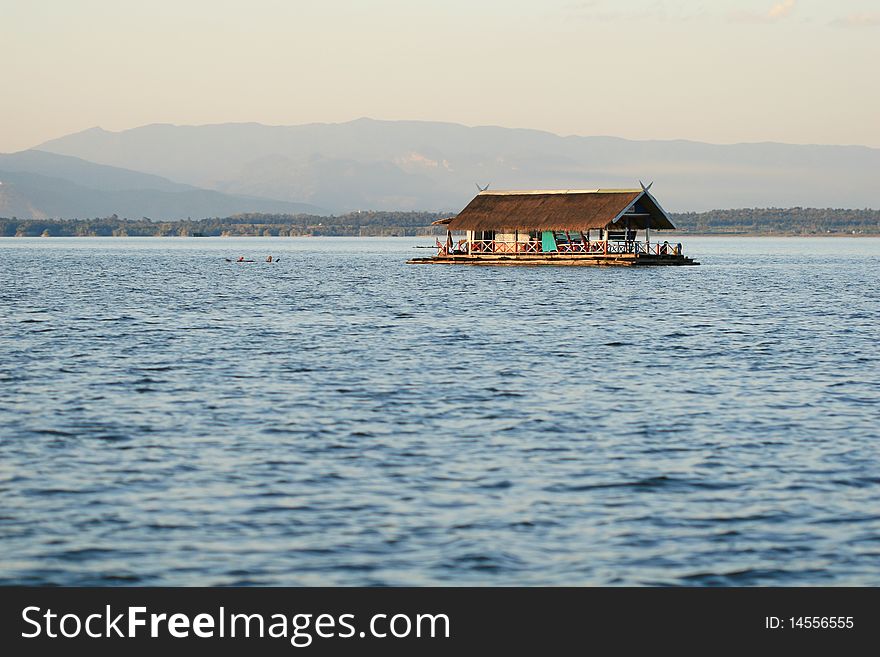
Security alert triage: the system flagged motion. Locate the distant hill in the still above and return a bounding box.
[0,150,193,193]
[0,150,325,219]
[35,119,880,212]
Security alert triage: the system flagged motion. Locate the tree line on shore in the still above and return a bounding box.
[0,211,447,237]
[671,207,880,235]
[2,208,879,237]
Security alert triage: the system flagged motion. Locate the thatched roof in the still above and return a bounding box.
[445,189,675,232]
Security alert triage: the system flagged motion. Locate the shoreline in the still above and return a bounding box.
[3,232,880,239]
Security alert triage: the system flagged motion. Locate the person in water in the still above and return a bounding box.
[266,255,273,262]
[237,256,245,262]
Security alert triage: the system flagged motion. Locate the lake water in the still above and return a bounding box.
[1,236,878,586]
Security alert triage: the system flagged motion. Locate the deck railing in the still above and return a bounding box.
[468,239,541,254]
[446,239,682,256]
[635,242,682,256]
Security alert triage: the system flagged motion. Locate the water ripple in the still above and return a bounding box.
[1,236,879,585]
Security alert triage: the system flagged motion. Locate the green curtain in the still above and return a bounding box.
[541,231,557,253]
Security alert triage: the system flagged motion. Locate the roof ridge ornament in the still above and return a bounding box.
[639,180,654,192]
[475,182,491,192]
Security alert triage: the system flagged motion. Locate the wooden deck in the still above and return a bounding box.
[407,252,699,266]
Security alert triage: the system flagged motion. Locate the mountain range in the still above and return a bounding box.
[0,150,322,220]
[1,118,877,219]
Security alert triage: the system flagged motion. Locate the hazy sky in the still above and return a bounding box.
[2,0,878,152]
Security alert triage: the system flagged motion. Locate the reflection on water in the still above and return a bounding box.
[1,237,878,585]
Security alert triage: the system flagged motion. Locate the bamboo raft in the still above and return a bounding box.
[408,252,698,266]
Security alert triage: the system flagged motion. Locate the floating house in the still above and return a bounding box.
[408,186,698,266]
